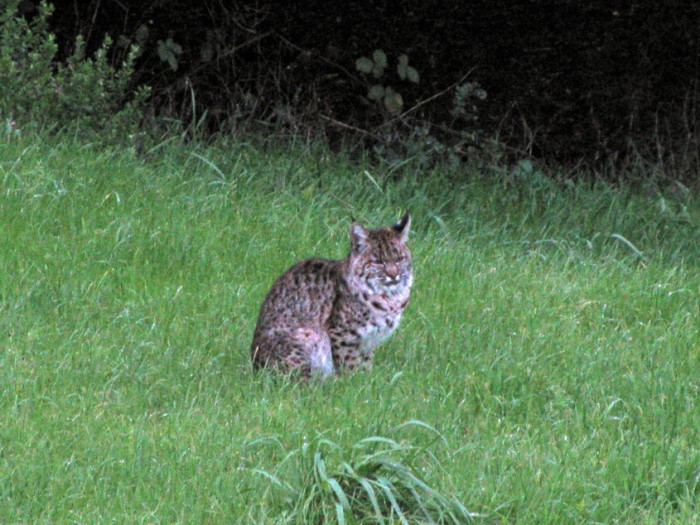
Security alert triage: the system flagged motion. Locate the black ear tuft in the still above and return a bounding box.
[392,212,411,242]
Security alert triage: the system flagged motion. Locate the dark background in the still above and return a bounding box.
[32,0,700,179]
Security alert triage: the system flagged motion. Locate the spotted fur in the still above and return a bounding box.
[250,214,413,379]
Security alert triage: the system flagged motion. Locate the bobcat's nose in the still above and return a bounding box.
[384,263,400,280]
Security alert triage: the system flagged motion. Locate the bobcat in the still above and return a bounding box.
[251,214,412,379]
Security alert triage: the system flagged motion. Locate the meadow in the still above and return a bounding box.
[1,134,698,523]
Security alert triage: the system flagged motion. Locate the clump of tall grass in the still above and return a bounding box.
[251,425,482,524]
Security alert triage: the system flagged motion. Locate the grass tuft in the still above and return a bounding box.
[253,431,482,524]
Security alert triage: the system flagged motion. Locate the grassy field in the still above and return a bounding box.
[1,134,698,524]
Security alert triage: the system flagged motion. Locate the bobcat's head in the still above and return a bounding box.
[347,213,413,297]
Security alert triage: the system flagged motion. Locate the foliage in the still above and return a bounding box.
[0,0,148,140]
[451,82,486,124]
[353,46,497,174]
[10,0,698,180]
[356,49,420,116]
[157,37,183,71]
[371,80,499,174]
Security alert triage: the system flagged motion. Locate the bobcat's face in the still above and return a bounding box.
[348,214,413,297]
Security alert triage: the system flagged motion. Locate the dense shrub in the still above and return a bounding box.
[0,0,148,140]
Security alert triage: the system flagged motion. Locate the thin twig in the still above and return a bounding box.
[319,115,384,142]
[374,68,476,131]
[185,31,274,79]
[276,34,363,85]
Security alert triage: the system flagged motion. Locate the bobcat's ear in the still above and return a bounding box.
[350,221,369,253]
[392,212,411,243]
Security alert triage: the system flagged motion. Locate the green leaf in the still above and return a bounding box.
[157,38,182,71]
[398,54,409,66]
[372,48,387,68]
[355,56,374,74]
[372,62,385,78]
[368,84,385,101]
[167,54,178,71]
[397,63,407,80]
[135,24,149,44]
[406,66,420,84]
[383,89,403,115]
[156,40,170,61]
[168,38,182,55]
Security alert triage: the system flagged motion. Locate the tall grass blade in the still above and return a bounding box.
[356,477,386,524]
[326,477,352,512]
[249,468,295,493]
[610,232,645,259]
[375,476,410,525]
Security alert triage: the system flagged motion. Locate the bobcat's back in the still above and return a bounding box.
[250,214,413,379]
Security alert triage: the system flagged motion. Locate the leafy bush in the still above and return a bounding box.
[369,78,501,174]
[0,0,148,140]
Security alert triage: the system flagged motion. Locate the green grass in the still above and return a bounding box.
[1,133,698,523]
